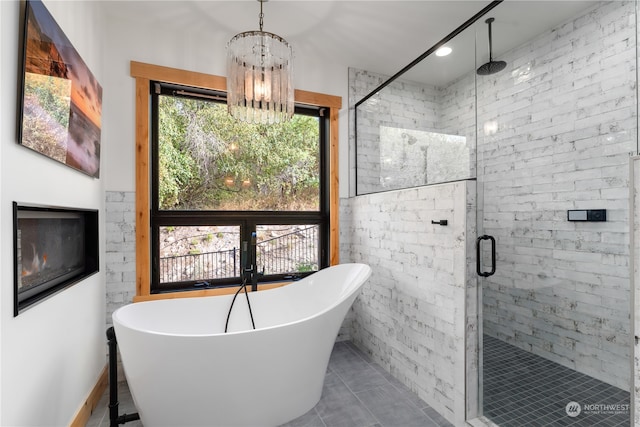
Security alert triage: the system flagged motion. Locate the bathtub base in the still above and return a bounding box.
[120,315,333,427]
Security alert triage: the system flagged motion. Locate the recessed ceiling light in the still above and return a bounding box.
[435,46,452,57]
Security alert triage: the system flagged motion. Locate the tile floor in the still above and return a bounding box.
[87,340,454,427]
[483,335,631,427]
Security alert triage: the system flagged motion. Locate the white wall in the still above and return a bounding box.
[100,3,350,196]
[0,1,106,425]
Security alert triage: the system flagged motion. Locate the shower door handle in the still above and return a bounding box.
[476,235,496,277]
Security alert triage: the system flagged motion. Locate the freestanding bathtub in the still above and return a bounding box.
[112,263,371,427]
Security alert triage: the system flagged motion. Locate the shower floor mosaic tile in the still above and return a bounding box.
[87,340,454,427]
[483,335,631,427]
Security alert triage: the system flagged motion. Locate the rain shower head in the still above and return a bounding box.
[477,60,507,76]
[477,17,506,76]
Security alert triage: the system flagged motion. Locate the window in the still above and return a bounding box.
[131,62,341,300]
[150,82,329,292]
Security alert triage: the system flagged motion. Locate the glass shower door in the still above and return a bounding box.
[476,1,633,425]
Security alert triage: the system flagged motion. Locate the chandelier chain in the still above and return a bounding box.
[259,1,264,31]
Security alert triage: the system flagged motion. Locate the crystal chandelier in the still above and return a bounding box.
[227,0,294,125]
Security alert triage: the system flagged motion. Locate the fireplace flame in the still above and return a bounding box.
[21,243,47,277]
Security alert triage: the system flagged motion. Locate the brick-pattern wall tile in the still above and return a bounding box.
[340,182,472,425]
[346,0,635,416]
[473,1,634,390]
[105,191,136,327]
[352,69,473,194]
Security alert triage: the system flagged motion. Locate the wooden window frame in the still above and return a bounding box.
[130,61,342,301]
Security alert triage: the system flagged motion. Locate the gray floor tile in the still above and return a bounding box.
[87,340,453,427]
[314,371,379,427]
[85,390,108,427]
[356,384,439,427]
[344,340,376,363]
[328,341,369,372]
[423,406,455,427]
[370,363,428,411]
[329,346,389,394]
[279,407,325,427]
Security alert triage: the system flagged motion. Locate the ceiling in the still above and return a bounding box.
[102,1,598,87]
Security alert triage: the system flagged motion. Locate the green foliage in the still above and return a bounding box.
[157,96,320,211]
[24,74,71,129]
[158,98,200,208]
[296,262,316,272]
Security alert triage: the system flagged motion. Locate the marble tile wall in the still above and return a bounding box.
[354,70,439,193]
[346,0,636,420]
[352,69,473,195]
[472,1,635,390]
[340,182,474,425]
[105,191,137,327]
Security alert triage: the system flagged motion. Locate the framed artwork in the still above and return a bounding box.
[19,0,102,178]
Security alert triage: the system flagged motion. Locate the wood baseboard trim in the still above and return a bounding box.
[69,364,108,427]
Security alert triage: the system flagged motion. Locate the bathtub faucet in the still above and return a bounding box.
[250,265,259,292]
[242,263,261,292]
[242,232,263,292]
[227,235,259,333]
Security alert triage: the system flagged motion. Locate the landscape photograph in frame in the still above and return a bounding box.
[19,0,102,178]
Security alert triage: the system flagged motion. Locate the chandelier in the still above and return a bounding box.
[226,0,294,125]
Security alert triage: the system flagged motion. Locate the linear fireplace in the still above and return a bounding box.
[13,203,98,315]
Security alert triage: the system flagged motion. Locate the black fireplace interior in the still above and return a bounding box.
[13,203,98,315]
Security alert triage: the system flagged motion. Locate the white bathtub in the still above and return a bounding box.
[112,263,371,427]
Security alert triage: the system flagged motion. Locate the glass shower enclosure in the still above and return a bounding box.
[476,1,633,425]
[354,0,634,425]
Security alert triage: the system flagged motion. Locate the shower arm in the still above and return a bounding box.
[487,17,495,62]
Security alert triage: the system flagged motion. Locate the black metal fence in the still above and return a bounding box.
[159,248,238,284]
[159,225,318,284]
[258,226,318,275]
